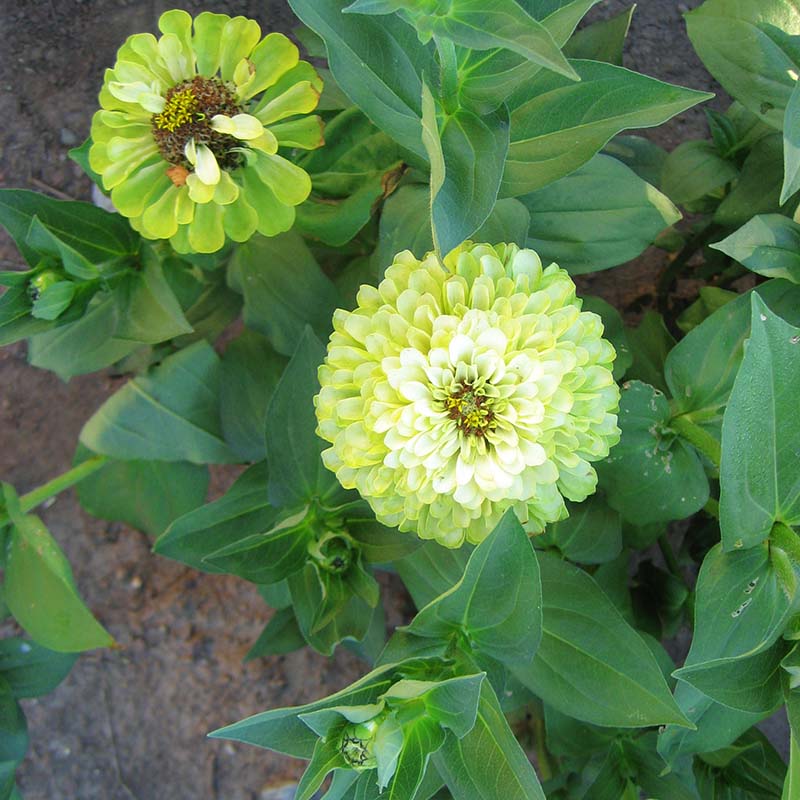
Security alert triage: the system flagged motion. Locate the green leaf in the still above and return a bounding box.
[597,381,709,526]
[713,214,800,283]
[287,0,436,160]
[677,286,738,334]
[0,678,27,765]
[210,662,398,758]
[715,134,788,227]
[661,140,738,207]
[536,493,622,564]
[0,189,138,267]
[400,510,542,671]
[385,717,444,800]
[520,153,680,274]
[433,681,545,800]
[111,258,192,344]
[3,487,113,652]
[68,137,104,188]
[395,542,471,609]
[297,737,348,800]
[176,269,242,347]
[785,732,800,800]
[425,86,510,256]
[26,216,100,281]
[581,296,632,380]
[784,74,800,202]
[604,134,669,187]
[27,295,139,380]
[411,0,578,81]
[30,281,76,321]
[246,607,307,660]
[562,5,634,65]
[719,295,800,549]
[665,280,800,440]
[80,341,238,465]
[0,638,77,699]
[348,516,422,563]
[622,732,700,800]
[266,328,347,508]
[517,552,691,728]
[220,331,288,463]
[74,445,209,538]
[227,232,340,358]
[503,59,712,196]
[625,311,676,394]
[686,0,800,129]
[154,462,279,572]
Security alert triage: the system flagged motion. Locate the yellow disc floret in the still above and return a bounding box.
[153,87,199,132]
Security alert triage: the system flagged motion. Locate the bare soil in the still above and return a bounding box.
[0,2,778,799]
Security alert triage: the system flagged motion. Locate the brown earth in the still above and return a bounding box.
[0,2,780,799]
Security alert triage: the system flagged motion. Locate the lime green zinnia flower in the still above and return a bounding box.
[315,243,621,548]
[90,10,323,253]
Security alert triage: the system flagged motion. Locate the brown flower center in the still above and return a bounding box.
[445,383,495,437]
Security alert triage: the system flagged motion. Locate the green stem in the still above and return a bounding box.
[532,716,553,782]
[0,455,108,527]
[704,497,720,519]
[669,414,721,469]
[658,534,682,579]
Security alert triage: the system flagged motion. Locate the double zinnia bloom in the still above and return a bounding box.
[90,10,323,253]
[315,243,621,548]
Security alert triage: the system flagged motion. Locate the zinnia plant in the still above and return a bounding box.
[89,10,323,253]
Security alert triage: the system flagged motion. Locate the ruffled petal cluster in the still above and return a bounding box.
[315,243,621,548]
[90,10,324,253]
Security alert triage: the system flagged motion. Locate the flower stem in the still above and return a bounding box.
[532,716,553,781]
[0,455,108,528]
[669,414,721,469]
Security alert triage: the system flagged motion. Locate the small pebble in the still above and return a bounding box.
[59,127,78,146]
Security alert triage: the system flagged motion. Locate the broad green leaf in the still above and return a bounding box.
[622,733,700,800]
[68,137,104,188]
[266,328,348,508]
[563,5,634,65]
[347,517,422,563]
[75,445,208,538]
[422,84,510,256]
[209,663,398,758]
[604,134,669,187]
[80,342,236,464]
[204,509,313,584]
[665,280,800,440]
[503,59,712,196]
[624,310,676,395]
[402,511,542,671]
[677,286,738,334]
[719,295,800,549]
[433,682,545,800]
[154,462,279,572]
[220,331,288,463]
[375,184,528,271]
[597,381,709,526]
[0,189,137,267]
[536,493,622,564]
[385,717,444,800]
[111,258,192,343]
[26,216,99,281]
[31,281,75,321]
[715,134,788,226]
[0,638,76,699]
[245,607,306,660]
[785,733,800,800]
[227,232,340,358]
[297,737,348,800]
[28,296,140,380]
[4,489,113,652]
[0,678,27,765]
[783,78,800,202]
[456,0,601,112]
[287,0,436,159]
[409,0,578,81]
[395,542,472,609]
[176,270,242,347]
[713,214,800,283]
[686,0,800,129]
[520,153,680,273]
[659,682,771,767]
[516,552,690,728]
[661,140,738,207]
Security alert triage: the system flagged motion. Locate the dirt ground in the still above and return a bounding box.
[0,1,780,799]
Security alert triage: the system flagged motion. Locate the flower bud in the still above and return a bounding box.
[27,270,62,302]
[308,530,354,575]
[339,717,382,770]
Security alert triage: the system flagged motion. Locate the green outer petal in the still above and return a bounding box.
[270,116,325,150]
[252,152,312,206]
[127,33,173,86]
[175,188,195,225]
[170,223,193,254]
[100,141,160,190]
[158,9,194,66]
[241,167,295,236]
[219,17,262,81]
[222,194,259,242]
[141,184,181,239]
[255,81,321,126]
[192,12,228,76]
[188,201,226,252]
[241,33,299,100]
[109,158,167,216]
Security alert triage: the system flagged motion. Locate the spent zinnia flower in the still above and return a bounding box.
[90,10,323,253]
[315,243,621,548]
